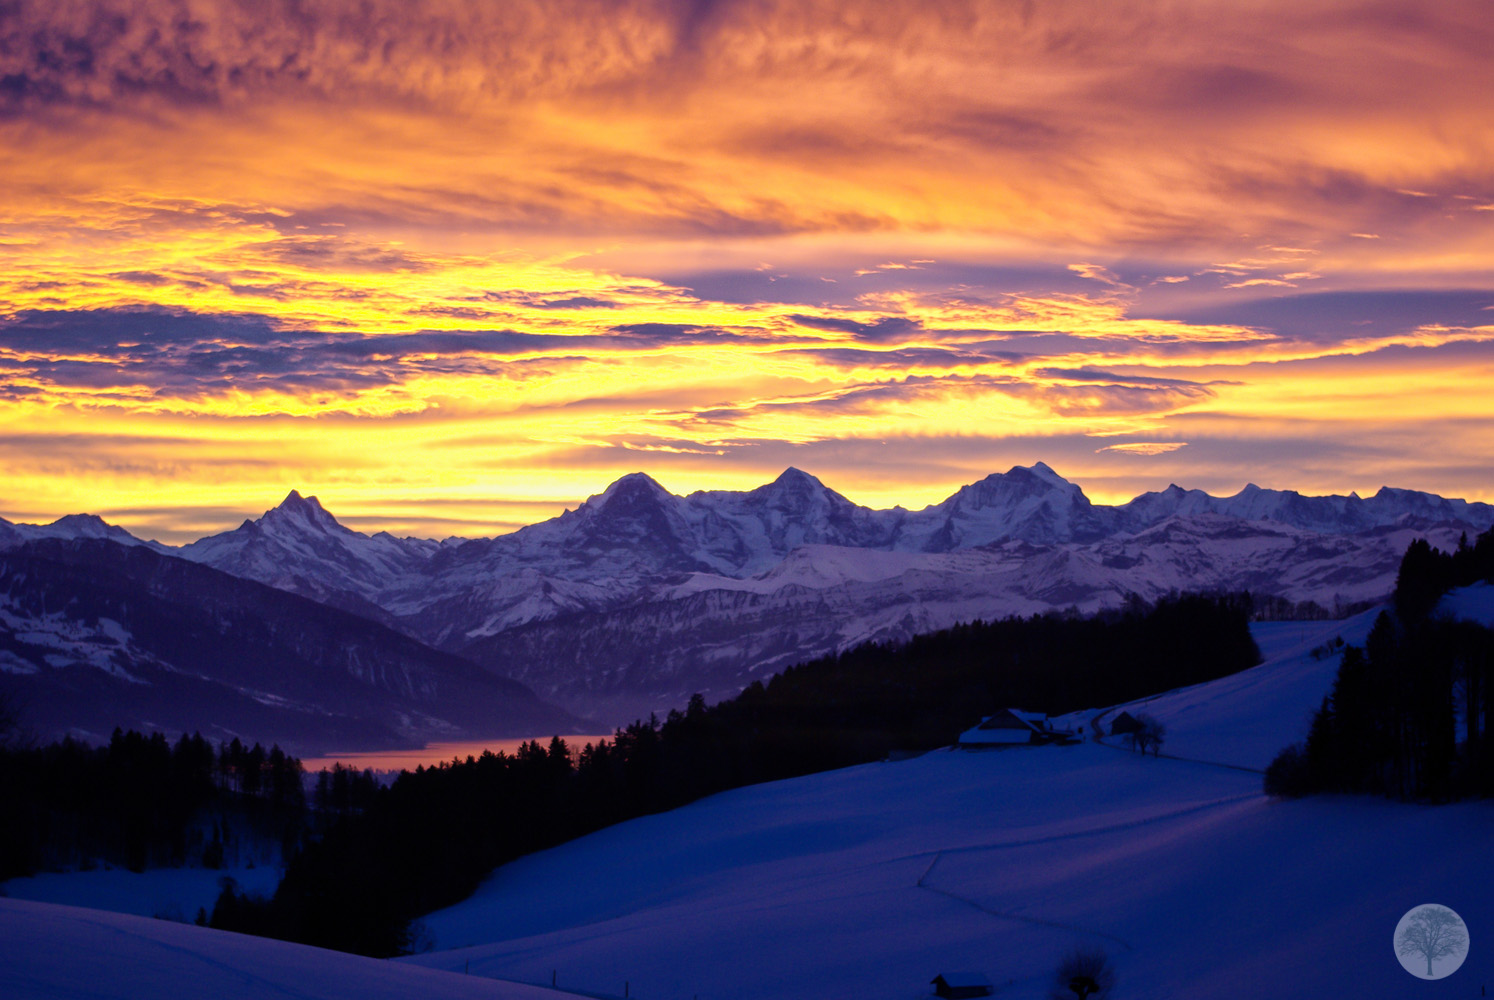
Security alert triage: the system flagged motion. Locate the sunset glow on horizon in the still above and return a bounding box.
[3,0,1492,542]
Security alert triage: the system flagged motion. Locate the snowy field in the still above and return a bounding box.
[404,605,1492,999]
[4,600,1491,998]
[0,898,594,1000]
[0,862,280,924]
[1054,606,1385,769]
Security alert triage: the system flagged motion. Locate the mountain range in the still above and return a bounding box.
[3,464,1491,730]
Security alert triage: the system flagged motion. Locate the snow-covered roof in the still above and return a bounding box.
[974,708,1046,730]
[959,709,1047,744]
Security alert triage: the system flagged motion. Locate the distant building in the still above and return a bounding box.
[931,972,994,998]
[1109,711,1142,737]
[958,708,1050,746]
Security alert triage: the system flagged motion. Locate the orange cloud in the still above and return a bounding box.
[1,0,1492,534]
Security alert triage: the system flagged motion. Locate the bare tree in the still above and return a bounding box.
[1125,725,1148,755]
[1141,716,1166,757]
[1398,905,1467,978]
[1126,713,1166,757]
[1048,945,1115,999]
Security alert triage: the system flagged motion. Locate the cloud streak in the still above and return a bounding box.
[1,0,1493,533]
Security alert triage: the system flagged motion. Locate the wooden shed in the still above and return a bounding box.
[1109,710,1142,737]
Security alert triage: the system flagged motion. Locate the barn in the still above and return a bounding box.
[957,708,1049,747]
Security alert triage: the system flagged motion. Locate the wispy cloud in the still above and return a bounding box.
[1096,442,1189,456]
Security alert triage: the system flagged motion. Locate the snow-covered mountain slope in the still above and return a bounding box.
[892,460,1120,548]
[0,512,171,552]
[403,619,1493,1000]
[0,898,593,1000]
[459,519,1473,722]
[1117,480,1494,534]
[686,467,898,572]
[0,539,583,754]
[177,490,436,616]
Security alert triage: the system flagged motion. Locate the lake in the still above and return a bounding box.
[300,734,615,774]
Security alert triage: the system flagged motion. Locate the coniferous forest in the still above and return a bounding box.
[199,592,1259,956]
[0,731,310,881]
[1266,530,1494,800]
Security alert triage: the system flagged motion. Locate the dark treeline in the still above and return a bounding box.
[1266,530,1494,800]
[1249,592,1379,622]
[1393,531,1494,621]
[212,592,1260,956]
[0,730,307,880]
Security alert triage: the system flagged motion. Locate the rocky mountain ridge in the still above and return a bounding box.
[5,465,1490,724]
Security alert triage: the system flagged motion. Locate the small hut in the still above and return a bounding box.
[1109,711,1142,737]
[931,972,994,998]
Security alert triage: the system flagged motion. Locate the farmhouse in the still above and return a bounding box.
[1109,710,1142,737]
[957,708,1050,746]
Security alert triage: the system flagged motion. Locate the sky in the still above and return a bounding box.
[2,0,1492,543]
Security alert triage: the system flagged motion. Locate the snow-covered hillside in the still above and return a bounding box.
[1,863,280,925]
[0,539,582,753]
[403,616,1492,999]
[1439,581,1494,629]
[0,898,593,1000]
[6,610,1488,998]
[1057,607,1386,770]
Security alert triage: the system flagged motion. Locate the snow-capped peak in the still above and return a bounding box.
[262,489,344,534]
[771,466,821,488]
[1025,461,1071,488]
[750,467,845,510]
[946,463,1086,511]
[175,489,437,603]
[47,513,123,539]
[0,512,166,552]
[589,472,674,511]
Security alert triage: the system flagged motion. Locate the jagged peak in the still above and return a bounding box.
[967,462,1074,490]
[262,489,343,531]
[589,471,675,509]
[276,488,325,511]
